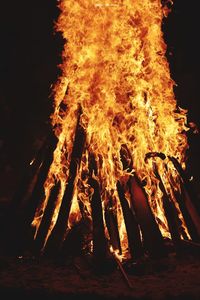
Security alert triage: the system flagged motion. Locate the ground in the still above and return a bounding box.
[0,250,200,300]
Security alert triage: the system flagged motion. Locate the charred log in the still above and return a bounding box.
[180,183,200,240]
[88,178,109,265]
[10,131,56,213]
[3,131,58,254]
[153,164,182,254]
[45,122,86,255]
[60,219,91,260]
[7,131,58,255]
[33,180,61,255]
[170,182,199,242]
[168,156,200,240]
[180,239,200,256]
[129,175,167,259]
[117,181,144,260]
[118,145,144,259]
[87,152,111,270]
[120,145,165,259]
[145,153,200,242]
[104,196,122,254]
[169,156,200,215]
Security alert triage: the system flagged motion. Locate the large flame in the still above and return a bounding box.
[32,0,190,258]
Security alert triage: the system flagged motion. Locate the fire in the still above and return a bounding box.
[32,0,190,258]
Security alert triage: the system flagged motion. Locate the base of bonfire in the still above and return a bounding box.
[1,192,200,299]
[1,126,200,299]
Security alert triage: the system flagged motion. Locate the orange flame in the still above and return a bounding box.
[32,0,190,258]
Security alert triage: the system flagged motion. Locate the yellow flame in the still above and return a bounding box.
[32,0,190,258]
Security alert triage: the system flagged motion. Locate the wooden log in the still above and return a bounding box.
[180,182,200,240]
[23,132,58,218]
[77,191,93,248]
[87,152,111,267]
[129,175,167,259]
[170,182,199,241]
[44,121,86,255]
[145,153,200,241]
[153,165,182,254]
[9,131,58,255]
[169,156,200,240]
[117,144,148,260]
[104,196,122,254]
[117,181,144,260]
[180,239,200,252]
[112,251,133,289]
[33,180,61,254]
[10,132,54,213]
[3,163,41,254]
[118,145,144,259]
[60,219,89,259]
[4,131,56,254]
[89,177,109,265]
[169,156,200,215]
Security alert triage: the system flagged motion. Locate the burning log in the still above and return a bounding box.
[168,156,200,239]
[179,184,200,241]
[9,135,49,213]
[169,155,200,216]
[169,180,200,242]
[45,115,86,255]
[153,164,182,253]
[147,153,200,242]
[61,219,90,259]
[119,145,165,259]
[104,196,122,254]
[88,177,109,267]
[117,181,144,260]
[3,135,49,253]
[33,180,61,254]
[9,131,58,254]
[87,153,111,269]
[117,145,144,260]
[145,153,198,251]
[4,131,56,222]
[129,175,167,259]
[111,250,133,289]
[77,192,94,252]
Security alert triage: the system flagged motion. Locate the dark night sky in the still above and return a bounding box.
[0,0,200,198]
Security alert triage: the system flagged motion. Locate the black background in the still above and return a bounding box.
[0,0,200,200]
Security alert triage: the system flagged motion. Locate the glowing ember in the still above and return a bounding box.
[32,0,191,259]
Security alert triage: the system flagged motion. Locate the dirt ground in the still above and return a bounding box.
[0,250,200,300]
